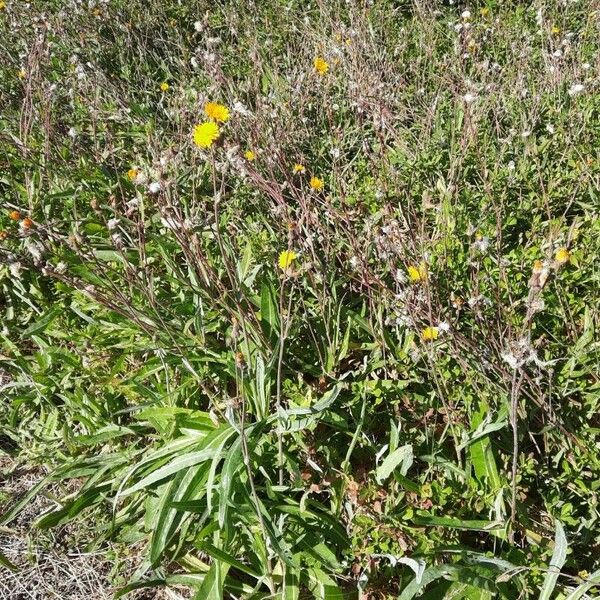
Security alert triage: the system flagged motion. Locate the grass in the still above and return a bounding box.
[0,0,599,598]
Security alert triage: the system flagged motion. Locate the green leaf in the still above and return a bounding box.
[376,444,413,484]
[21,306,62,337]
[0,551,18,572]
[260,281,279,344]
[412,516,504,531]
[194,561,230,600]
[539,519,567,600]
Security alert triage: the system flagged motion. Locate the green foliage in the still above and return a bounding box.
[1,0,599,598]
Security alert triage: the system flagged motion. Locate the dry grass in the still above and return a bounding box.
[0,458,192,600]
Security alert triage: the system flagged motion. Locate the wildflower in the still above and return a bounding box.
[278,250,297,270]
[309,176,324,191]
[0,2,6,10]
[160,82,169,92]
[530,260,550,289]
[551,25,560,35]
[244,150,256,161]
[314,56,329,75]
[193,121,220,148]
[407,263,427,283]
[554,247,570,264]
[438,321,450,333]
[480,7,490,17]
[232,101,251,117]
[21,217,33,229]
[8,210,21,221]
[422,326,439,341]
[473,233,490,252]
[293,163,306,174]
[204,102,230,123]
[127,167,139,181]
[148,181,162,194]
[17,69,25,79]
[0,231,7,240]
[568,83,585,97]
[461,10,471,19]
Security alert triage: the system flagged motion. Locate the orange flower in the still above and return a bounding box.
[21,217,34,229]
[9,210,21,221]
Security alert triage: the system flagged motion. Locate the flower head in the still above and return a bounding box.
[554,247,570,264]
[204,102,230,123]
[310,176,324,191]
[314,57,329,75]
[160,82,169,92]
[278,250,297,270]
[293,163,306,174]
[193,122,220,148]
[422,326,439,341]
[127,168,139,181]
[17,69,26,79]
[551,25,560,34]
[568,83,585,97]
[21,217,33,229]
[8,210,21,221]
[244,150,256,161]
[407,263,427,283]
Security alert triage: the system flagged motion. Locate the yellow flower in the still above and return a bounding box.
[480,7,490,17]
[160,82,169,92]
[193,122,220,148]
[8,210,21,221]
[17,69,25,79]
[244,150,256,161]
[293,163,306,174]
[0,2,6,10]
[407,263,428,283]
[551,25,560,34]
[422,326,439,342]
[314,57,329,75]
[127,168,139,181]
[204,102,230,123]
[554,247,570,264]
[278,250,297,270]
[310,176,324,191]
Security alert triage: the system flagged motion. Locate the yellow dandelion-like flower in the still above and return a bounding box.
[480,7,490,17]
[0,2,6,10]
[293,163,306,174]
[17,69,26,79]
[554,247,570,264]
[551,25,560,34]
[160,82,169,92]
[310,176,324,191]
[204,102,230,123]
[127,168,139,181]
[278,250,297,270]
[244,150,256,161]
[407,263,428,283]
[193,122,220,148]
[422,326,439,342]
[314,57,329,75]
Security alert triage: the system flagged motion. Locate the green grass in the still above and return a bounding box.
[1,1,599,598]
